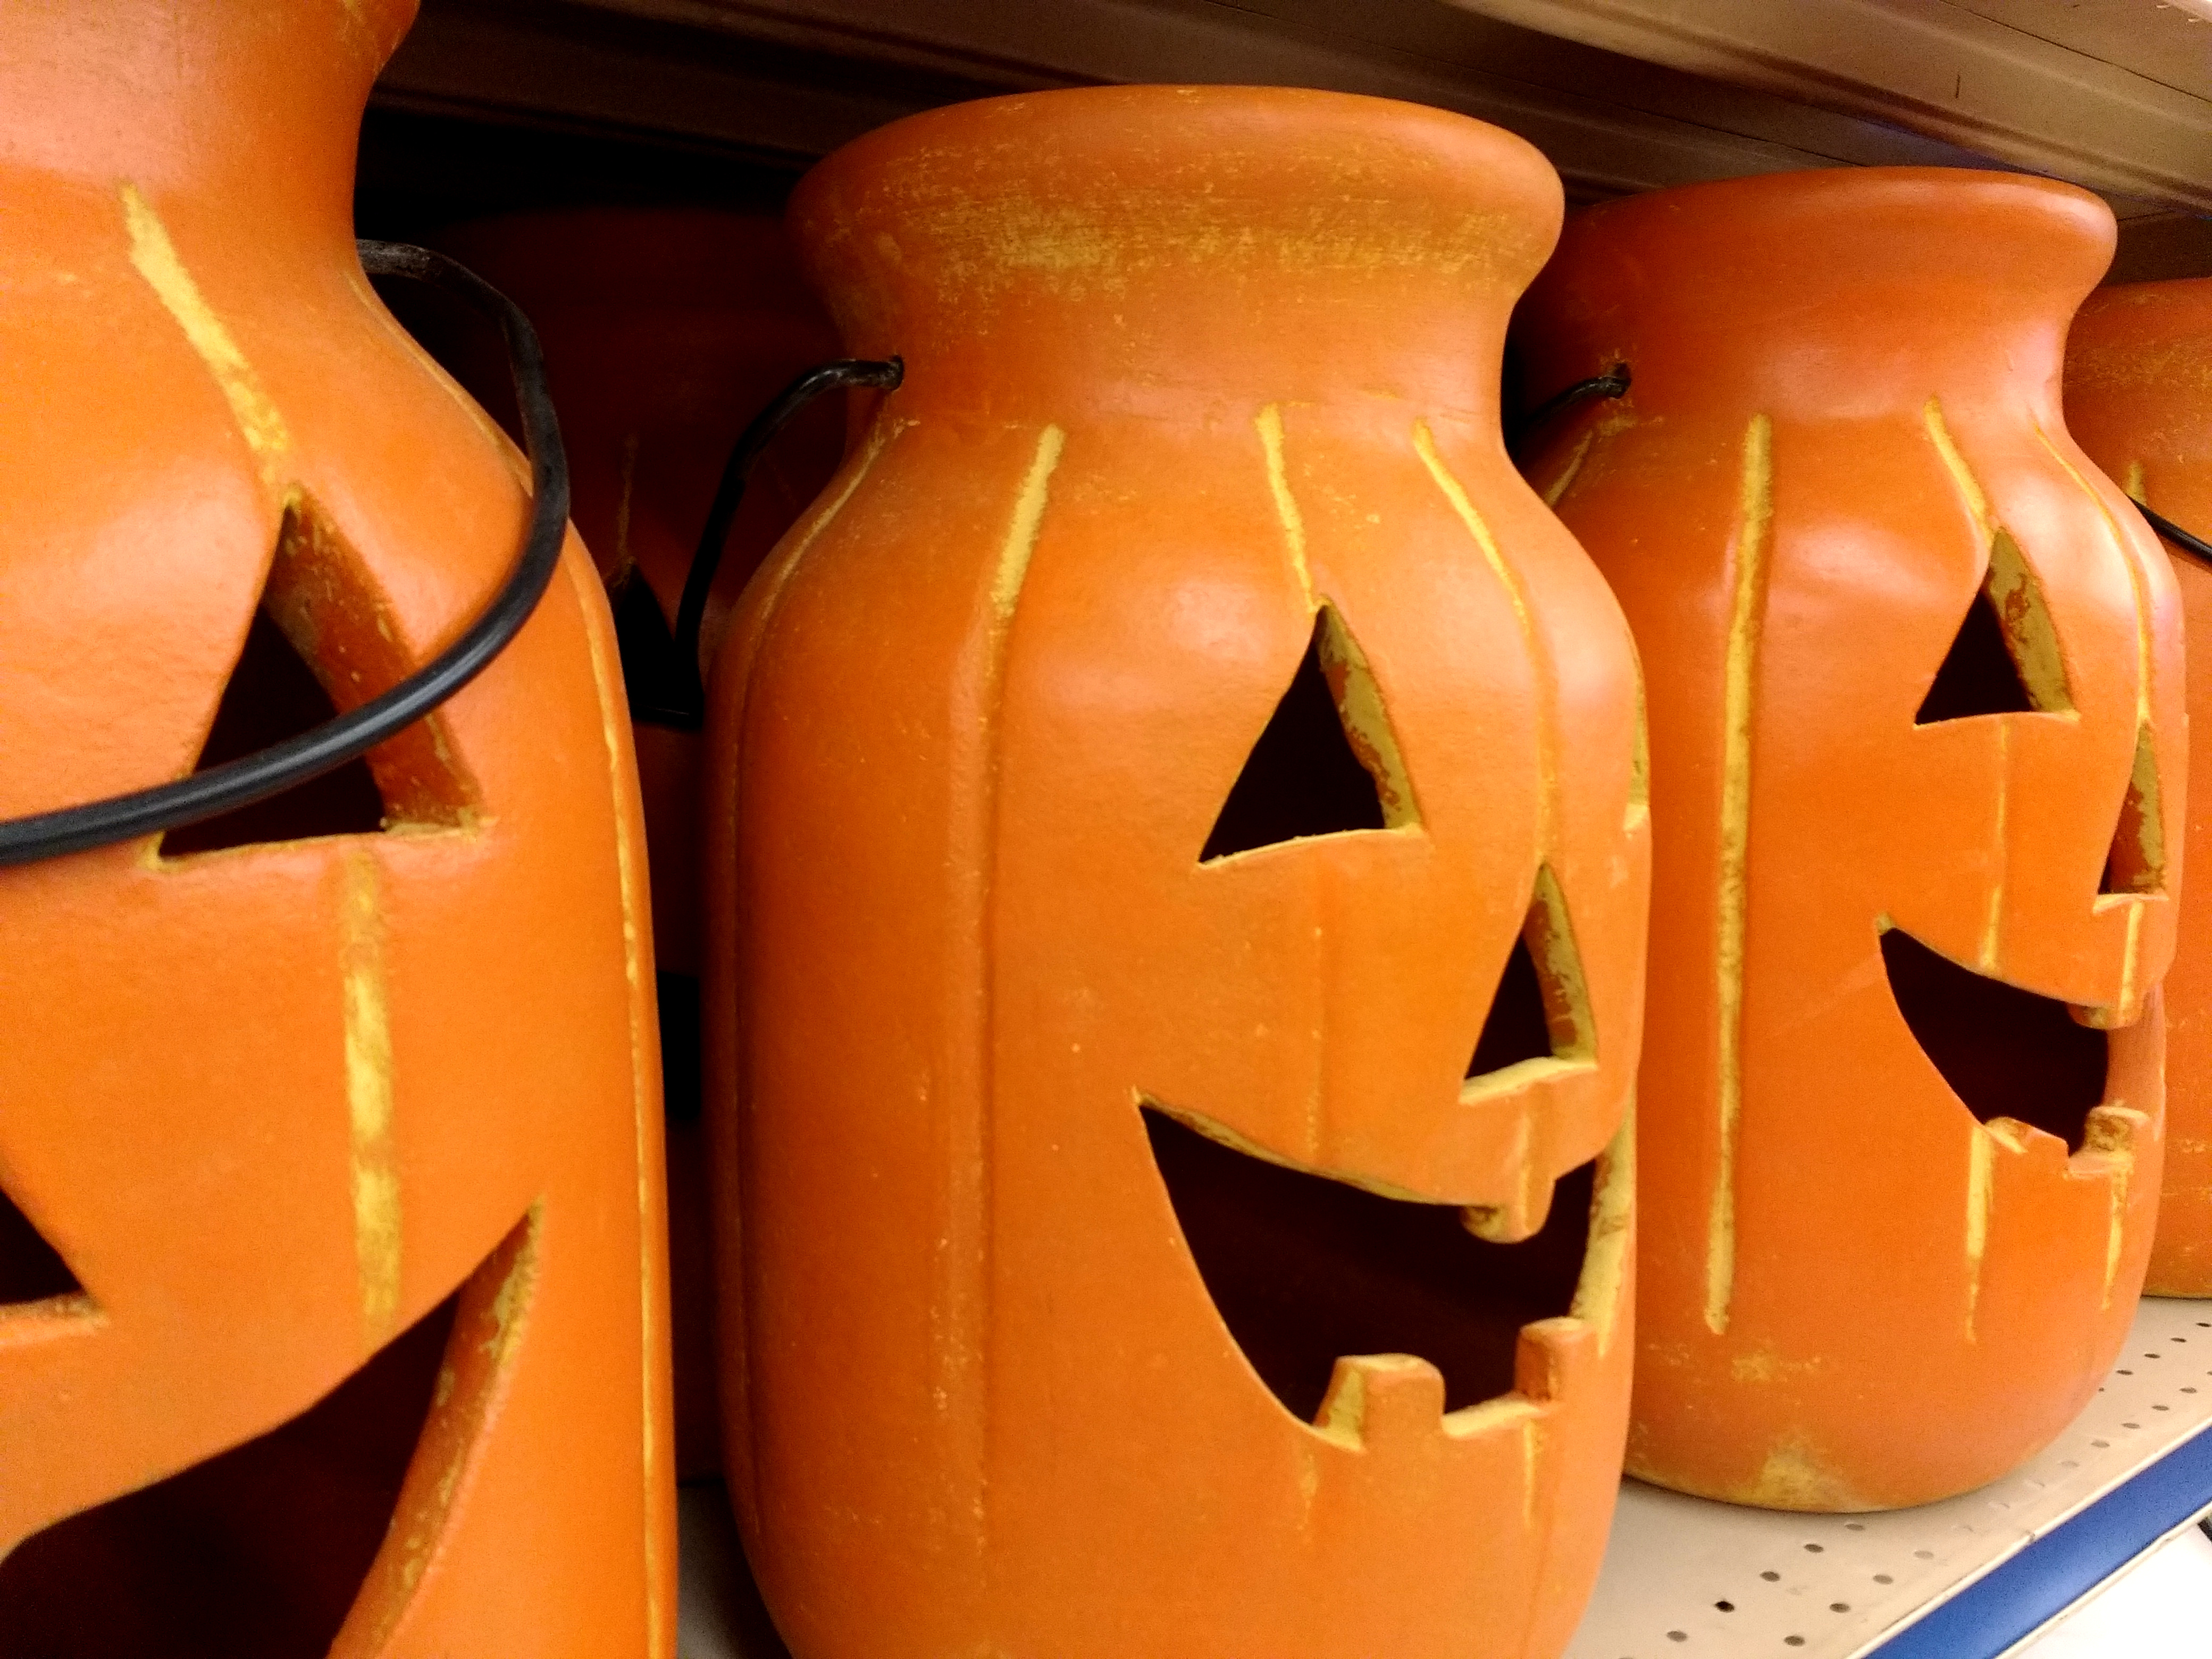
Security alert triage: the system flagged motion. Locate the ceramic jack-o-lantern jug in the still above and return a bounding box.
[2067,279,2212,1297]
[0,3,675,1652]
[1516,168,2181,1511]
[428,208,844,1478]
[705,85,1648,1659]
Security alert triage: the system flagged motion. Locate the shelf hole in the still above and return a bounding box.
[1831,1603,1850,1613]
[2183,1388,2197,1395]
[1845,1522,1865,1531]
[1914,1551,1935,1560]
[1803,1543,1824,1554]
[2119,1369,2134,1376]
[1879,927,2106,1151]
[2154,1404,2170,1411]
[2061,1460,2080,1468]
[1200,606,1411,861]
[1666,1633,1688,1645]
[1874,1574,1895,1585]
[1785,1639,1806,1649]
[2123,1422,2141,1429]
[2148,1352,2164,1359]
[2092,1439,2110,1448]
[1715,1601,1736,1613]
[1761,1571,1781,1582]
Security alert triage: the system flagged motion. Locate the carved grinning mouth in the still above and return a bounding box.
[1879,926,2109,1152]
[0,1216,532,1659]
[1143,1109,1594,1422]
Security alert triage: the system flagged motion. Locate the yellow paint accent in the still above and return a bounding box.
[993,427,1066,623]
[1522,1416,1541,1531]
[1982,722,2008,972]
[1255,404,1316,607]
[1708,415,1773,1336]
[2083,1107,2141,1307]
[1627,651,1650,831]
[341,851,401,1344]
[1570,1097,1636,1355]
[1965,1125,1993,1340]
[2033,421,2151,727]
[567,553,672,1659]
[1540,431,1595,508]
[1313,607,1419,827]
[121,184,291,482]
[1739,1440,1865,1512]
[1413,418,1557,851]
[1924,399,1992,544]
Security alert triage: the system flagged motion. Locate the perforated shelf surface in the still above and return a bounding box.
[1564,1296,2212,1659]
[676,1299,2212,1659]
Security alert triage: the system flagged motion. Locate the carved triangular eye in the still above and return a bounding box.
[1465,867,1594,1089]
[161,496,476,858]
[1916,532,2072,725]
[0,1181,82,1308]
[1201,606,1415,862]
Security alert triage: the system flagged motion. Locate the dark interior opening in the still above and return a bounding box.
[1915,585,2035,724]
[160,609,389,857]
[658,970,704,1125]
[1467,934,1556,1080]
[1143,1108,1594,1421]
[1879,927,2108,1151]
[0,1286,458,1658]
[614,573,694,727]
[1201,612,1387,861]
[0,1185,81,1306]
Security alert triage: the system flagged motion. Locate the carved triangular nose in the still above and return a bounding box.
[1201,606,1414,862]
[0,1181,81,1307]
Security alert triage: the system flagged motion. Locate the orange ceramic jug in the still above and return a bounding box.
[1517,168,2179,1511]
[2068,278,2212,1297]
[705,86,1647,1658]
[429,208,843,1478]
[0,3,675,1653]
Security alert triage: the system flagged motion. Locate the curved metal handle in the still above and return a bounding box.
[0,241,570,869]
[640,356,904,730]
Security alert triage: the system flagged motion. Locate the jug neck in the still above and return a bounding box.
[0,1,413,257]
[1517,169,2113,427]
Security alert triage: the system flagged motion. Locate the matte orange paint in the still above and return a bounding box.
[706,86,1648,1657]
[0,3,674,1649]
[430,208,843,1476]
[2068,278,2212,1297]
[1518,169,2179,1510]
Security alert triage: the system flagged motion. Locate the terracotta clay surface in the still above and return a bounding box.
[706,85,1648,1658]
[0,4,674,1653]
[430,209,843,1477]
[1518,167,2179,1511]
[2068,278,2212,1297]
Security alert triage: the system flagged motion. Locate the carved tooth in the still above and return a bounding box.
[1514,1315,1594,1404]
[1462,1169,1555,1244]
[1312,1354,1444,1451]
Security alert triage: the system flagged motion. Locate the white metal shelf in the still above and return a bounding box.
[1568,1297,2212,1658]
[675,1300,2212,1658]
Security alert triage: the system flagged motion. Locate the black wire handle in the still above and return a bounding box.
[652,356,904,728]
[2138,498,2212,570]
[1510,362,1631,456]
[0,241,569,869]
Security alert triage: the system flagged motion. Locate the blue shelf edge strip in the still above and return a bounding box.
[1870,1419,2212,1657]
